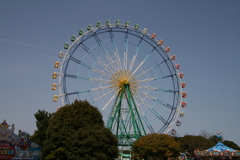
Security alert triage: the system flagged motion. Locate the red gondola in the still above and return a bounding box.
[181,102,187,108]
[175,63,180,69]
[178,73,184,78]
[165,47,170,52]
[151,33,156,39]
[182,92,187,98]
[158,39,163,45]
[170,55,176,60]
[181,82,186,88]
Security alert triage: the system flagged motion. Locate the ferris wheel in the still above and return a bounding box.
[52,20,187,147]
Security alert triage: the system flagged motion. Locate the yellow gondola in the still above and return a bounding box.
[53,95,58,102]
[52,72,57,79]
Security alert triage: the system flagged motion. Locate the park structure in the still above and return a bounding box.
[52,20,187,151]
[0,120,41,160]
[194,133,240,160]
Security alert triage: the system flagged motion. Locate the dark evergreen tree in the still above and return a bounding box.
[43,100,118,160]
[30,110,52,150]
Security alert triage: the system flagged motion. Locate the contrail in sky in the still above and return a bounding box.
[0,38,58,51]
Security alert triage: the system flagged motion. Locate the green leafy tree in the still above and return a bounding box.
[179,135,214,157]
[43,100,118,160]
[30,110,52,148]
[132,133,180,160]
[207,134,239,150]
[208,135,219,144]
[223,140,240,150]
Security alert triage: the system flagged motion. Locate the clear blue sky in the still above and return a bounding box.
[1,1,239,146]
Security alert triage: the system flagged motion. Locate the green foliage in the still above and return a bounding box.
[45,147,69,160]
[178,135,215,157]
[132,133,180,160]
[30,110,52,147]
[43,100,118,160]
[208,135,219,144]
[223,140,240,150]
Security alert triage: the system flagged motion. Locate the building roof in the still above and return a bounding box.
[207,142,236,152]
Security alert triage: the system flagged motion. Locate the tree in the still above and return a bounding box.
[43,100,118,160]
[178,135,215,157]
[208,135,219,144]
[132,133,180,160]
[206,134,240,150]
[200,130,214,139]
[30,110,52,148]
[223,140,240,150]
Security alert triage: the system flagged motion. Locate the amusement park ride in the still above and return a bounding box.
[51,20,187,148]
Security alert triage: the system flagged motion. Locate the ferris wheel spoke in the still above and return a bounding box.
[129,37,143,71]
[135,74,173,83]
[109,29,122,71]
[137,90,175,110]
[150,108,168,125]
[93,34,119,72]
[134,94,158,133]
[97,58,115,75]
[134,94,161,129]
[88,77,111,83]
[124,31,129,70]
[80,43,115,75]
[65,88,109,96]
[94,35,117,74]
[154,74,173,80]
[134,94,152,110]
[69,85,113,95]
[105,51,119,72]
[142,115,155,133]
[156,88,177,93]
[129,54,136,72]
[65,74,79,79]
[90,85,113,91]
[138,85,177,93]
[65,74,111,83]
[87,77,111,83]
[131,48,156,75]
[80,43,97,60]
[137,85,158,91]
[100,92,117,111]
[133,96,155,133]
[69,56,112,79]
[109,28,117,51]
[65,91,79,96]
[124,30,129,53]
[124,51,128,70]
[91,88,117,107]
[136,77,156,83]
[131,60,166,81]
[114,50,122,71]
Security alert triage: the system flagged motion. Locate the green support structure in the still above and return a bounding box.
[107,84,146,147]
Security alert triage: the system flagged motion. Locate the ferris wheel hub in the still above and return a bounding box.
[110,70,138,95]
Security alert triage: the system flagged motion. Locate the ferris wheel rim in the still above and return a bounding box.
[53,20,186,136]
